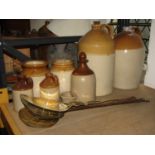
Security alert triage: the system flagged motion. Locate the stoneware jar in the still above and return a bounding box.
[71,52,96,103]
[114,26,145,89]
[79,21,115,96]
[51,59,75,93]
[40,72,60,101]
[13,75,33,112]
[22,60,49,97]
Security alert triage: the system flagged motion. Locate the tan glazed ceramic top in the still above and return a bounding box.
[13,75,33,91]
[22,60,48,77]
[52,59,74,71]
[72,52,94,75]
[114,26,144,50]
[79,21,114,55]
[40,72,59,88]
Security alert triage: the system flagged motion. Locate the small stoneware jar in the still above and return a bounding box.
[114,26,145,89]
[40,72,60,101]
[13,75,33,112]
[22,60,49,97]
[51,59,75,93]
[79,21,115,96]
[71,52,96,104]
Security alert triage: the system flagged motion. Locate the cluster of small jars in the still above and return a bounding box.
[13,52,96,112]
[13,21,145,112]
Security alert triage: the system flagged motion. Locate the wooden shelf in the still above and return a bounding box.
[1,85,155,135]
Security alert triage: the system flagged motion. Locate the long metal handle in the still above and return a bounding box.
[67,96,149,112]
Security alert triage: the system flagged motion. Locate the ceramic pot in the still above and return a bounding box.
[71,52,96,103]
[114,26,145,89]
[13,75,33,112]
[47,19,92,36]
[51,59,74,93]
[79,21,115,96]
[22,60,49,97]
[40,72,60,101]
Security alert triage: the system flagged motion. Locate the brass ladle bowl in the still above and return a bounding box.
[20,94,70,120]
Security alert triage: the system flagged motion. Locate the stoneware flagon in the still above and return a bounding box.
[71,52,96,103]
[79,21,115,96]
[114,26,145,89]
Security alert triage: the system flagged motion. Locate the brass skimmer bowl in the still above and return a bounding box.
[20,94,69,120]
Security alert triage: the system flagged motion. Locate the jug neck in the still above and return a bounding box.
[72,52,94,75]
[92,21,102,30]
[123,26,141,36]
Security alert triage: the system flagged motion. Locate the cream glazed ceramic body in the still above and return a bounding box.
[114,26,145,89]
[71,74,96,103]
[114,48,145,89]
[79,21,115,96]
[52,70,73,93]
[51,59,74,93]
[87,54,115,96]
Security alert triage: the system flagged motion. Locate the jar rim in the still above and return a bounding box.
[23,60,48,68]
[53,59,73,66]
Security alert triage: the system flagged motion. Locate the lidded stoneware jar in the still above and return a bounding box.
[51,59,75,93]
[114,26,145,89]
[71,52,96,103]
[79,21,115,96]
[22,60,48,97]
[40,72,60,101]
[13,75,33,112]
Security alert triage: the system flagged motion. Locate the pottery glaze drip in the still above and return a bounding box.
[79,21,115,96]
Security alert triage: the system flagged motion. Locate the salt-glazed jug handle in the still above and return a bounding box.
[102,24,114,38]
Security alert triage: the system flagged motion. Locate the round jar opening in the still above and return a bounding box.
[23,60,48,68]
